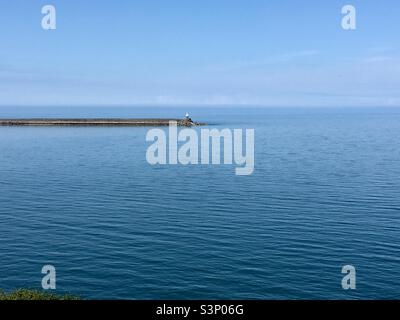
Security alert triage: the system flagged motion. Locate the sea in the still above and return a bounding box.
[0,106,399,299]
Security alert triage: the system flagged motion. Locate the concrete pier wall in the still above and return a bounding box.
[0,118,204,127]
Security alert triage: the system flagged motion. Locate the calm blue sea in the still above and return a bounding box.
[0,106,399,299]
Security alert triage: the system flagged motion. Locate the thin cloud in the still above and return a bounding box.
[361,56,394,64]
[201,50,320,73]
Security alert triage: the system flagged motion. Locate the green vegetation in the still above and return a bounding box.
[0,289,79,300]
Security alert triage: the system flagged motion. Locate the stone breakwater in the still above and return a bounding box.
[0,118,205,127]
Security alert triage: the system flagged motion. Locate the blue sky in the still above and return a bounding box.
[0,0,399,107]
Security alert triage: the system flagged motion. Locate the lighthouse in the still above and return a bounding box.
[182,112,193,126]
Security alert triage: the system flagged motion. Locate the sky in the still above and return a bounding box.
[0,0,399,107]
